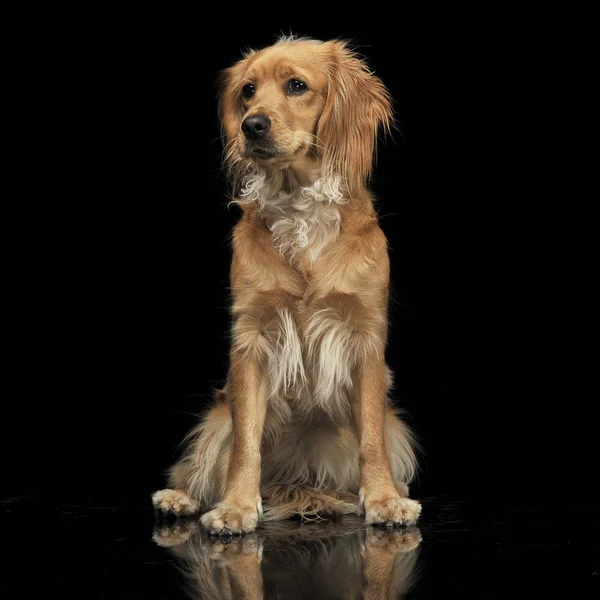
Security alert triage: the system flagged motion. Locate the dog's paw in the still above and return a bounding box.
[361,489,422,527]
[201,498,261,535]
[362,526,422,555]
[152,489,199,517]
[152,518,200,547]
[203,532,263,565]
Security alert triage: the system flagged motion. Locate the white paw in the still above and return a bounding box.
[363,493,422,527]
[152,489,199,516]
[201,499,260,535]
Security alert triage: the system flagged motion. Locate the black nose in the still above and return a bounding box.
[241,115,271,140]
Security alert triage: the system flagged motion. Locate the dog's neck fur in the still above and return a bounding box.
[235,160,347,263]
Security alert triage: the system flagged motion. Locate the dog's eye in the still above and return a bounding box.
[242,84,256,99]
[288,79,308,95]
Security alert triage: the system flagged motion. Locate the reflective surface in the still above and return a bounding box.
[1,495,598,598]
[154,515,421,599]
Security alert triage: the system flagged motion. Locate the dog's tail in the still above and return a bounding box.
[261,484,360,521]
[167,390,233,509]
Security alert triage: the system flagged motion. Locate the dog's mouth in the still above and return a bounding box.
[249,148,276,158]
[244,144,279,159]
[243,136,292,160]
[244,144,310,165]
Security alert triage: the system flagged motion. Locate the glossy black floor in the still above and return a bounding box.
[2,491,598,598]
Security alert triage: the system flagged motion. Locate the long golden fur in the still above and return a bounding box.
[152,36,421,533]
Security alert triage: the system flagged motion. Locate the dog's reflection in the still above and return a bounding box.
[153,516,421,599]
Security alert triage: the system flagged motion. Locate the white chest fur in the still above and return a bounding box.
[236,167,346,262]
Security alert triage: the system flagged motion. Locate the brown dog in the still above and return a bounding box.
[152,36,421,534]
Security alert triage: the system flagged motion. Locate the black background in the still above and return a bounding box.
[4,18,595,514]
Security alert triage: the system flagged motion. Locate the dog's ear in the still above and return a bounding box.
[316,41,393,192]
[217,53,253,172]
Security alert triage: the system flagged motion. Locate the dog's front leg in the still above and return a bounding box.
[354,358,421,527]
[201,353,267,535]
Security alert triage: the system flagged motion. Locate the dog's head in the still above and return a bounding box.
[219,37,393,190]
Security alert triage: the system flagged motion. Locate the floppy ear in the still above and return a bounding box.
[217,53,254,173]
[316,41,393,192]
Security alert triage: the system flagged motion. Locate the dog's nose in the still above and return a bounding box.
[241,115,271,140]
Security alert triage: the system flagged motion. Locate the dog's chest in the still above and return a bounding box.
[238,169,346,263]
[262,290,369,422]
[265,199,342,263]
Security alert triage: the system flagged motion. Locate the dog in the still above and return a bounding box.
[152,35,421,534]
